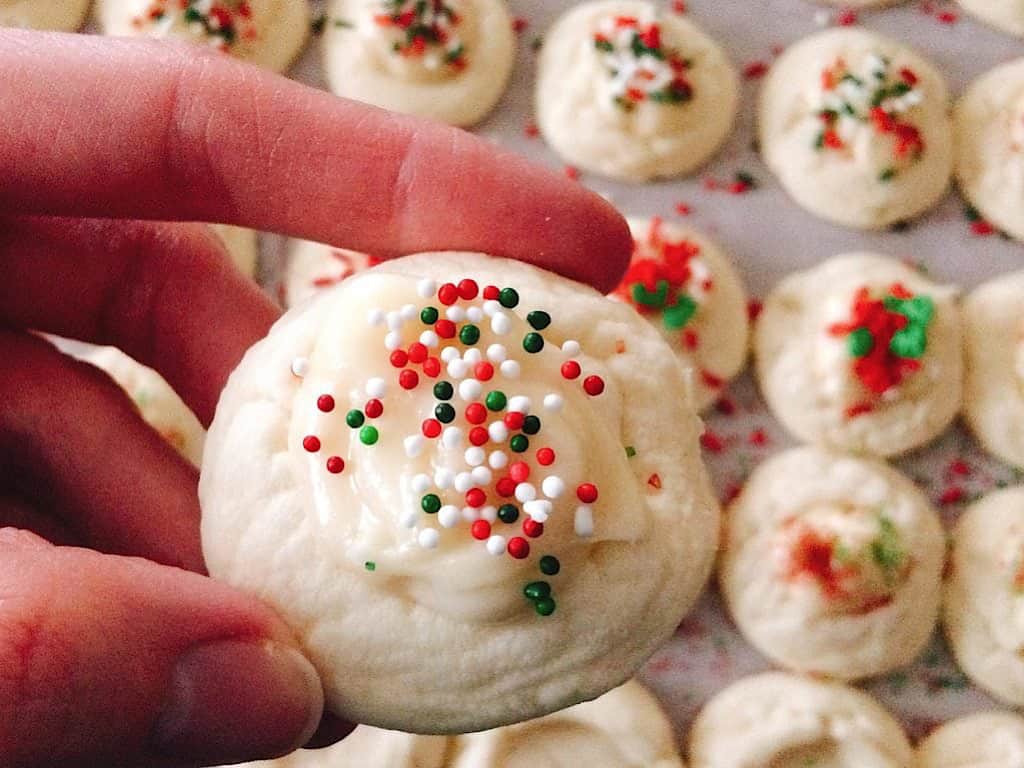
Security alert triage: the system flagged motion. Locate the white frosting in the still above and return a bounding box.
[95,0,310,73]
[611,218,748,411]
[199,252,718,733]
[759,28,952,229]
[944,486,1024,706]
[754,253,962,457]
[324,0,515,127]
[955,57,1024,243]
[535,0,738,182]
[957,0,1024,36]
[0,0,90,29]
[284,239,380,308]
[212,224,259,277]
[688,672,913,768]
[719,446,944,680]
[917,711,1024,768]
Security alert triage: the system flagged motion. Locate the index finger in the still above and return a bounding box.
[0,30,631,292]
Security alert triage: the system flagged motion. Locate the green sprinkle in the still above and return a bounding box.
[433,381,453,400]
[510,434,530,453]
[499,287,519,308]
[364,561,376,572]
[625,445,637,458]
[871,515,906,583]
[333,18,353,28]
[359,426,379,445]
[847,327,874,357]
[964,204,982,222]
[890,325,927,359]
[523,333,545,354]
[421,494,441,514]
[594,38,614,52]
[527,311,551,330]
[879,167,897,182]
[534,597,556,616]
[539,555,561,576]
[813,130,825,150]
[522,415,541,435]
[498,504,520,524]
[346,410,365,428]
[523,581,551,600]
[663,295,697,330]
[459,324,480,345]
[421,306,439,324]
[735,171,758,189]
[631,280,670,308]
[435,403,456,423]
[485,391,507,411]
[531,35,543,52]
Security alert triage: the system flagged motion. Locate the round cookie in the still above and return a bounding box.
[94,0,310,74]
[323,0,515,127]
[610,217,748,411]
[688,672,913,768]
[957,0,1024,36]
[719,446,944,680]
[944,486,1024,706]
[754,253,962,457]
[955,58,1024,242]
[0,0,90,29]
[535,0,738,182]
[917,711,1024,767]
[962,271,1024,468]
[199,252,719,733]
[212,224,259,278]
[759,28,953,229]
[283,239,381,308]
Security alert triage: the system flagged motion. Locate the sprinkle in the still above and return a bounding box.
[446,305,467,322]
[365,399,384,419]
[435,403,456,424]
[366,378,387,398]
[399,369,419,390]
[523,332,545,353]
[346,410,365,428]
[743,60,769,79]
[481,505,498,522]
[465,403,487,425]
[418,528,440,549]
[360,426,380,445]
[434,469,454,489]
[364,561,376,571]
[485,390,508,411]
[471,519,492,540]
[367,309,386,326]
[524,500,552,523]
[536,447,556,466]
[422,493,442,514]
[400,303,417,321]
[447,359,470,379]
[434,380,454,400]
[539,555,560,575]
[534,597,556,616]
[384,331,402,350]
[488,421,510,443]
[436,319,457,339]
[419,330,440,347]
[291,357,310,377]
[467,306,484,322]
[499,287,520,308]
[576,483,599,503]
[463,348,483,365]
[465,488,486,508]
[515,482,537,502]
[542,476,566,498]
[583,375,605,396]
[469,426,490,446]
[496,476,517,496]
[412,474,432,493]
[508,537,530,559]
[303,435,321,453]
[498,503,520,523]
[523,517,544,537]
[647,473,662,489]
[561,360,582,379]
[441,347,460,364]
[471,466,492,485]
[441,426,463,449]
[404,435,425,457]
[483,300,501,317]
[486,535,507,555]
[486,343,507,362]
[438,505,460,528]
[491,313,512,335]
[458,379,483,401]
[561,340,581,356]
[417,278,437,297]
[422,357,441,378]
[836,8,857,25]
[326,456,345,474]
[524,581,550,600]
[459,324,481,345]
[575,505,594,537]
[625,445,637,458]
[527,311,552,330]
[489,450,509,469]
[458,278,479,300]
[390,350,409,368]
[505,412,526,430]
[522,415,541,435]
[510,434,530,453]
[401,509,419,528]
[543,394,564,412]
[500,360,521,379]
[438,282,459,305]
[700,430,725,453]
[509,461,531,483]
[508,396,531,414]
[474,361,495,381]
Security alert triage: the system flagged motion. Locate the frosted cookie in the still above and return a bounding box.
[94,0,310,73]
[759,28,953,229]
[212,224,259,277]
[283,239,381,308]
[535,1,738,182]
[957,0,1024,36]
[944,486,1024,706]
[719,447,944,680]
[754,253,962,457]
[917,711,1024,767]
[955,58,1024,242]
[199,252,719,733]
[0,0,90,29]
[323,0,515,127]
[962,271,1024,468]
[611,217,748,411]
[688,672,913,768]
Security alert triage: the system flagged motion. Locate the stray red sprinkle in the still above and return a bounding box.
[672,0,686,13]
[524,120,540,138]
[512,16,528,33]
[749,428,769,447]
[536,447,556,466]
[471,519,491,540]
[743,60,769,79]
[561,360,582,379]
[647,473,662,489]
[845,402,875,419]
[474,361,494,381]
[390,350,409,368]
[747,299,764,322]
[326,456,345,474]
[317,395,335,412]
[940,486,965,505]
[701,370,725,388]
[675,202,692,215]
[564,165,580,180]
[947,459,971,477]
[507,536,530,559]
[303,435,321,453]
[715,397,737,416]
[971,219,995,236]
[700,430,725,453]
[836,8,858,25]
[937,9,958,23]
[577,483,599,503]
[723,483,743,504]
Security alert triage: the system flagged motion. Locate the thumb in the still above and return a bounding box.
[0,529,324,768]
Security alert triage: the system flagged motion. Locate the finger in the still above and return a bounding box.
[0,216,279,424]
[0,30,631,292]
[0,330,204,570]
[0,529,329,768]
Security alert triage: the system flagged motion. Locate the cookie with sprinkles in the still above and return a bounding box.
[0,0,90,30]
[957,0,1024,37]
[199,251,718,733]
[917,711,1024,767]
[94,0,311,73]
[759,28,953,229]
[955,58,1024,243]
[535,0,739,182]
[944,487,1024,707]
[323,0,515,127]
[689,672,913,768]
[611,217,749,411]
[284,238,382,307]
[755,253,962,457]
[720,447,945,681]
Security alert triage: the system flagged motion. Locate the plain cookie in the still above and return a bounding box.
[917,711,1024,767]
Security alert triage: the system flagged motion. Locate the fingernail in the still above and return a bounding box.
[152,639,324,763]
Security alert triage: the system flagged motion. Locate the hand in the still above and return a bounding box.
[0,28,630,768]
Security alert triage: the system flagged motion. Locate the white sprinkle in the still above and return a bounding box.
[500,360,521,379]
[441,347,460,363]
[401,509,419,528]
[404,435,425,458]
[508,395,531,414]
[542,476,566,499]
[491,312,512,335]
[466,306,484,322]
[448,359,470,379]
[486,535,507,555]
[575,505,594,537]
[417,278,437,298]
[418,528,440,548]
[463,348,483,365]
[471,466,492,485]
[483,299,501,317]
[488,421,509,443]
[400,303,418,321]
[384,331,402,351]
[561,340,581,357]
[434,468,454,490]
[524,499,552,523]
[486,343,507,363]
[445,305,466,322]
[438,505,460,528]
[543,393,565,412]
[366,377,387,398]
[412,473,432,493]
[458,379,482,401]
[442,426,464,449]
[515,482,537,503]
[462,506,480,522]
[454,472,474,493]
[481,505,498,523]
[367,308,386,326]
[290,357,309,378]
[386,311,404,331]
[420,330,440,348]
[489,450,509,469]
[465,447,486,467]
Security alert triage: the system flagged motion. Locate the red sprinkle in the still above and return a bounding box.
[504,412,525,430]
[647,473,662,489]
[317,395,335,412]
[466,488,486,508]
[507,537,530,559]
[701,370,725,389]
[365,399,384,418]
[496,476,517,497]
[561,360,582,379]
[326,456,345,474]
[512,16,528,32]
[564,165,580,180]
[577,483,599,504]
[700,431,725,453]
[583,375,605,396]
[302,435,321,453]
[407,342,428,364]
[390,350,409,368]
[836,8,858,25]
[675,202,692,215]
[672,0,686,12]
[940,486,965,505]
[948,459,971,477]
[458,278,479,300]
[743,60,769,79]
[749,428,769,447]
[399,369,419,390]
[971,219,995,236]
[509,461,531,483]
[523,518,544,538]
[422,419,442,438]
[682,329,699,350]
[423,357,441,378]
[435,319,457,338]
[536,447,556,466]
[483,285,500,300]
[465,403,487,424]
[937,9,958,23]
[471,519,492,540]
[438,283,459,305]
[469,426,490,446]
[747,299,764,322]
[474,361,495,382]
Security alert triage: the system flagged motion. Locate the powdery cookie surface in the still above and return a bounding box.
[755,253,962,457]
[962,270,1024,468]
[955,58,1024,242]
[957,0,1024,36]
[944,486,1024,706]
[199,252,718,733]
[0,0,90,29]
[324,0,515,127]
[95,0,310,73]
[283,239,381,308]
[917,711,1024,767]
[536,0,738,182]
[719,446,944,680]
[610,217,748,411]
[689,672,912,768]
[759,28,952,229]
